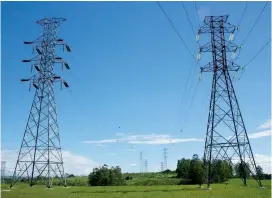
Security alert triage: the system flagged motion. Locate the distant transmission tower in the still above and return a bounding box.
[140,152,143,173]
[144,159,148,172]
[198,15,263,188]
[10,18,71,188]
[160,162,164,172]
[163,148,167,170]
[1,161,6,183]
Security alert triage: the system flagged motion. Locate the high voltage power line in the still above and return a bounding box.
[180,79,200,128]
[157,1,202,133]
[240,1,269,46]
[194,1,200,28]
[239,39,271,79]
[237,2,248,29]
[181,2,196,35]
[244,39,271,67]
[176,1,204,131]
[156,1,195,60]
[157,1,201,134]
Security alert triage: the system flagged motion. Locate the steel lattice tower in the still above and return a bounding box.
[198,15,263,188]
[144,159,148,172]
[140,152,143,173]
[163,148,167,170]
[1,161,6,184]
[160,162,164,172]
[10,18,71,188]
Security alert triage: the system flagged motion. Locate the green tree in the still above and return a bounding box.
[256,165,264,180]
[176,157,233,185]
[234,162,250,178]
[211,160,233,183]
[218,160,232,182]
[68,174,75,178]
[189,155,204,184]
[176,158,191,178]
[88,164,124,186]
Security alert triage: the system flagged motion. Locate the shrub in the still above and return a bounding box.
[88,164,125,186]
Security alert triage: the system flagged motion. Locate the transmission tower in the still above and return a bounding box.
[1,161,6,184]
[140,152,143,173]
[160,162,164,172]
[163,148,167,170]
[144,159,148,172]
[10,18,71,188]
[198,15,263,188]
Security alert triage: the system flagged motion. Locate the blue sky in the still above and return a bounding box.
[1,1,271,175]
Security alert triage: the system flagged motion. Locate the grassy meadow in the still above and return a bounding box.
[1,178,271,198]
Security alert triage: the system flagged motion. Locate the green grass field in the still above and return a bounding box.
[1,179,271,198]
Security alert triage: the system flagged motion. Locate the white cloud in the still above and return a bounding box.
[1,149,100,176]
[254,154,272,174]
[62,151,100,175]
[83,134,203,145]
[129,138,203,145]
[94,144,107,147]
[248,130,272,139]
[246,119,272,139]
[82,139,119,144]
[259,119,271,130]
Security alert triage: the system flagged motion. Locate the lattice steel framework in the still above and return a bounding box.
[10,18,71,188]
[140,152,143,173]
[163,148,167,171]
[144,159,148,172]
[198,15,263,188]
[1,161,6,184]
[160,162,164,172]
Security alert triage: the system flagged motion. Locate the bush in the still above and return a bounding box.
[88,164,125,186]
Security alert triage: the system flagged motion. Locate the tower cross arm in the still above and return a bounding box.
[200,61,241,72]
[198,22,237,34]
[200,62,214,73]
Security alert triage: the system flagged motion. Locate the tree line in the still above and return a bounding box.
[85,155,269,186]
[176,154,266,185]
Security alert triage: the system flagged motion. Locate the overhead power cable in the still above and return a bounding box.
[240,1,269,46]
[157,1,201,134]
[181,2,196,35]
[181,78,200,129]
[244,39,271,67]
[176,60,200,132]
[238,39,271,79]
[194,1,200,28]
[176,1,202,130]
[237,1,248,28]
[157,1,195,60]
